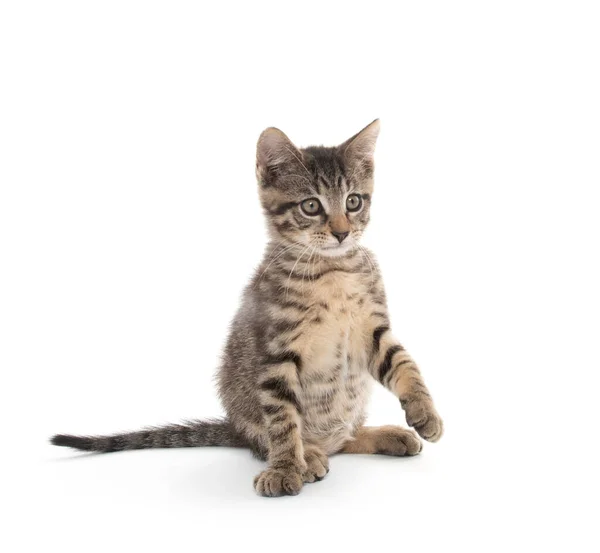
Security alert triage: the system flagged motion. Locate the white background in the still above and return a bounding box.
[1,1,599,551]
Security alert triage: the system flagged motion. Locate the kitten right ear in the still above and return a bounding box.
[340,119,380,169]
[256,128,304,184]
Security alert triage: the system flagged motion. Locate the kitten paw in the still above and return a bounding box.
[253,466,304,497]
[373,426,423,455]
[401,398,444,442]
[303,447,329,483]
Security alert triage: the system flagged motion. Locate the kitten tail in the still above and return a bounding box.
[50,418,247,453]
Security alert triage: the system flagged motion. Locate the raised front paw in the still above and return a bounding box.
[400,397,444,442]
[303,446,329,483]
[253,465,304,497]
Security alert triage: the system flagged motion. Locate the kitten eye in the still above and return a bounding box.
[300,198,323,216]
[346,194,362,212]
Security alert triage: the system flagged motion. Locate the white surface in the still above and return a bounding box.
[1,1,599,551]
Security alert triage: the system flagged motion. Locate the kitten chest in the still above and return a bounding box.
[294,271,374,453]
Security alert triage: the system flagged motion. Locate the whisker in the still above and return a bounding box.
[302,244,318,292]
[309,244,322,285]
[254,241,302,288]
[358,244,376,287]
[284,242,313,301]
[300,245,311,292]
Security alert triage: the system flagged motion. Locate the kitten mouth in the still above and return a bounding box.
[318,243,354,257]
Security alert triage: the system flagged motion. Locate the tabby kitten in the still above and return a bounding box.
[52,120,443,497]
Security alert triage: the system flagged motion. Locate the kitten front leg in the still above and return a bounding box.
[254,361,307,496]
[370,327,444,442]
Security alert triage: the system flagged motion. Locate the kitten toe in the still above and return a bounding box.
[401,398,444,443]
[373,426,423,456]
[253,467,303,497]
[303,448,329,483]
[414,415,444,442]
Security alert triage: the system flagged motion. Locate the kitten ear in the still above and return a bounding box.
[256,127,304,172]
[340,119,380,169]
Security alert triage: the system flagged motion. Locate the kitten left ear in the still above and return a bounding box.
[339,119,380,167]
[256,127,303,171]
[256,127,306,187]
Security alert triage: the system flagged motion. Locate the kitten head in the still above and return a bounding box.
[256,120,380,257]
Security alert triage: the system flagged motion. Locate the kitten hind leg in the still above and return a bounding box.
[340,425,422,456]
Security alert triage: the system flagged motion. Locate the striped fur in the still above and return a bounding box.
[51,120,443,497]
[51,419,246,452]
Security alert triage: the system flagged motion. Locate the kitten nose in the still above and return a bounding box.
[331,231,349,243]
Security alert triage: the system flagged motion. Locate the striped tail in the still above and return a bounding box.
[50,418,247,453]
